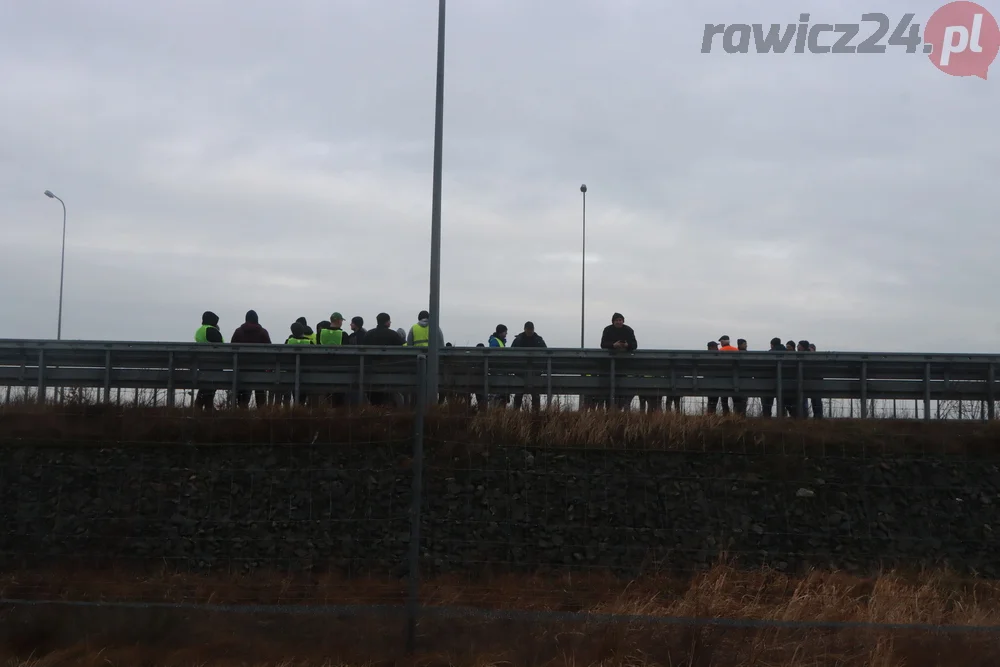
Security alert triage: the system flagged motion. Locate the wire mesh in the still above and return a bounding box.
[2,396,1000,665]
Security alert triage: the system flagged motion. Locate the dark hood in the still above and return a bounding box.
[201,311,220,327]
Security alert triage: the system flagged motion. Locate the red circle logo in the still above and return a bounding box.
[925,1,1000,78]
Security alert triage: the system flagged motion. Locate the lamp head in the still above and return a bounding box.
[580,184,587,193]
[44,190,55,198]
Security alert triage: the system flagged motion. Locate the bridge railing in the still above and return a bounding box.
[0,339,997,419]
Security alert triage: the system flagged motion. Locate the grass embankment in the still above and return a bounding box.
[1,402,999,455]
[3,565,1000,666]
[2,405,1000,665]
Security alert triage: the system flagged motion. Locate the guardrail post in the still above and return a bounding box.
[775,359,783,419]
[166,352,176,408]
[406,353,427,654]
[988,364,996,421]
[860,362,868,419]
[482,356,489,409]
[357,356,365,405]
[923,362,931,421]
[230,352,239,409]
[103,350,112,404]
[36,349,45,404]
[293,352,301,405]
[609,357,616,407]
[796,360,804,418]
[546,357,552,409]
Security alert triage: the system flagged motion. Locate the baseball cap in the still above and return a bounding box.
[331,312,344,320]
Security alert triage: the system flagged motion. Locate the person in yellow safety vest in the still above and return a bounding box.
[194,311,224,344]
[295,316,316,343]
[319,312,348,345]
[194,311,223,410]
[280,321,313,407]
[285,321,314,345]
[405,310,444,347]
[488,325,507,347]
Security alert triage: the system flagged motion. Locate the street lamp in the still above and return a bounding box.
[43,190,67,340]
[580,184,587,348]
[426,0,446,403]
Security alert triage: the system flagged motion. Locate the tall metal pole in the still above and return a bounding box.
[44,190,67,340]
[580,184,587,348]
[426,0,446,402]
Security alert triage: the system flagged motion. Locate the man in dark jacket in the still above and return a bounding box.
[600,312,637,351]
[230,310,272,408]
[510,321,546,411]
[363,312,405,346]
[347,316,367,345]
[803,340,823,418]
[362,313,404,406]
[194,311,223,410]
[231,310,272,344]
[600,313,637,410]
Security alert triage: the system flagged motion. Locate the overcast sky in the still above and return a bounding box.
[1,0,996,352]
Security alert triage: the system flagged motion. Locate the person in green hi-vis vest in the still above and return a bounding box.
[404,310,444,347]
[193,311,223,410]
[275,321,313,407]
[319,312,348,346]
[316,312,350,407]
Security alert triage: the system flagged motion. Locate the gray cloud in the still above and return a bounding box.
[1,0,996,352]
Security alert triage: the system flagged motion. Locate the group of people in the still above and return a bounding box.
[193,308,434,408]
[193,309,821,417]
[195,309,425,349]
[696,335,823,419]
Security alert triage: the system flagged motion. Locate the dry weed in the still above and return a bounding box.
[0,403,997,455]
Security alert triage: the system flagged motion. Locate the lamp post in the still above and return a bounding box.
[580,184,587,348]
[43,190,67,340]
[426,0,446,403]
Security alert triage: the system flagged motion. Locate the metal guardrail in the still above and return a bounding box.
[0,339,998,419]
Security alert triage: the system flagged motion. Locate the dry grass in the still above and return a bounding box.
[3,405,1000,664]
[2,564,1000,666]
[1,403,999,455]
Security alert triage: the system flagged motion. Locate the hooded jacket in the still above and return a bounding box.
[196,311,224,343]
[511,331,547,348]
[364,324,405,346]
[488,333,506,347]
[600,321,637,351]
[406,319,445,347]
[232,321,272,344]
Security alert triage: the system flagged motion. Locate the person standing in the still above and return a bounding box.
[717,335,738,415]
[362,313,404,406]
[805,341,823,418]
[319,312,348,345]
[510,321,547,411]
[294,317,316,343]
[600,313,637,410]
[231,310,272,409]
[194,311,223,410]
[347,316,367,345]
[488,325,507,347]
[731,338,748,416]
[406,310,444,347]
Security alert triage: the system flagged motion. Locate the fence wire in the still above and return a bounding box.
[2,363,1000,664]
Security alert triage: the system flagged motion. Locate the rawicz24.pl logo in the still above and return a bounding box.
[700,1,1000,79]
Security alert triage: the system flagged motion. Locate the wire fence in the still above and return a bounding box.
[3,383,998,423]
[2,357,1000,664]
